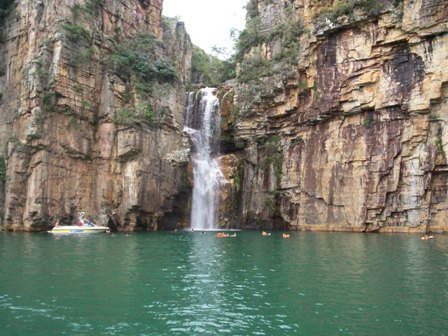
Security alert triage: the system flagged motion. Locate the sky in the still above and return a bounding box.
[162,0,247,58]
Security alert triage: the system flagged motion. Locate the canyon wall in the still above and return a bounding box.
[1,0,447,233]
[0,0,192,231]
[220,0,448,232]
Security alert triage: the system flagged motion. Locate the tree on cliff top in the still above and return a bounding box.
[191,45,235,86]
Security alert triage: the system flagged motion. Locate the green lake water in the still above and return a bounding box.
[0,231,447,335]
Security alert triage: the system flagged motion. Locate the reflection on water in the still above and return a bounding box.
[0,232,447,335]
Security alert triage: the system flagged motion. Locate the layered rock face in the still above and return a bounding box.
[0,0,192,231]
[2,0,447,233]
[221,0,448,232]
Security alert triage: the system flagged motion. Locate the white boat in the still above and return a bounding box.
[48,225,109,234]
[48,212,109,234]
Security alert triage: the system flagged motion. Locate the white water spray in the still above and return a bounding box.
[184,88,225,230]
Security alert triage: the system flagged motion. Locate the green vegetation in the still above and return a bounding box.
[234,4,304,87]
[62,1,104,69]
[231,159,245,192]
[70,3,83,21]
[234,137,245,149]
[233,169,242,192]
[0,0,14,26]
[191,46,235,85]
[245,0,259,19]
[429,113,440,121]
[316,0,386,24]
[259,136,284,217]
[84,0,103,19]
[436,126,444,155]
[238,57,273,84]
[235,7,304,64]
[142,104,156,124]
[107,33,177,127]
[61,20,93,69]
[221,131,246,151]
[362,117,373,129]
[81,100,91,112]
[0,0,14,44]
[24,51,57,121]
[70,0,103,20]
[62,22,91,43]
[270,9,304,64]
[362,112,374,129]
[265,190,281,216]
[230,102,240,128]
[107,33,176,84]
[235,16,263,62]
[112,107,136,126]
[312,81,321,101]
[71,46,95,66]
[42,91,56,113]
[236,84,268,116]
[37,1,102,128]
[436,137,444,155]
[112,102,157,127]
[260,135,283,186]
[0,156,5,183]
[32,110,44,129]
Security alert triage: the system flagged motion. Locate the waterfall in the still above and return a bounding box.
[184,88,225,230]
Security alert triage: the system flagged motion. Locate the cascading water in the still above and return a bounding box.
[184,88,225,230]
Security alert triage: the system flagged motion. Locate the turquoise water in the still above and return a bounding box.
[0,232,447,336]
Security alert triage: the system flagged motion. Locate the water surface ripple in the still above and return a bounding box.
[1,232,447,335]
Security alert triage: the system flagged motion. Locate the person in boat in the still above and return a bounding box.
[53,219,60,227]
[421,234,434,240]
[78,212,95,227]
[216,232,237,238]
[84,217,95,227]
[78,212,85,226]
[216,232,229,237]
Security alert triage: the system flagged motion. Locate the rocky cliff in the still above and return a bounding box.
[219,0,448,233]
[2,0,447,233]
[0,0,192,231]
